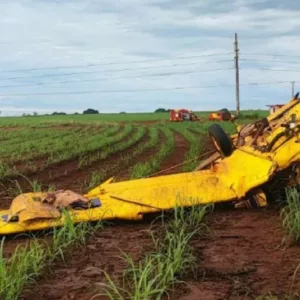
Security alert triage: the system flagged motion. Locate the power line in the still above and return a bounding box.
[0,80,293,97]
[241,52,300,58]
[240,67,300,72]
[0,60,234,81]
[0,68,234,89]
[240,59,300,64]
[0,52,233,73]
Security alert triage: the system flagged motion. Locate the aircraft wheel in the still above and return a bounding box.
[208,124,233,157]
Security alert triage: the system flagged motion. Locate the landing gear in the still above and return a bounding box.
[208,124,233,157]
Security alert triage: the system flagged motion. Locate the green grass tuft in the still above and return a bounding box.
[280,187,300,244]
[96,204,210,300]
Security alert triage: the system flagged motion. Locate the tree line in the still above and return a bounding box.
[21,108,171,117]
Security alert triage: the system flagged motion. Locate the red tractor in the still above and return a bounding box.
[208,108,236,121]
[169,109,200,122]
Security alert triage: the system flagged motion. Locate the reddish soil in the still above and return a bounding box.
[20,209,300,300]
[0,127,145,209]
[157,131,190,176]
[2,124,300,300]
[115,130,163,180]
[116,130,189,180]
[126,120,167,125]
[43,127,150,192]
[21,220,160,300]
[0,126,24,131]
[175,208,300,299]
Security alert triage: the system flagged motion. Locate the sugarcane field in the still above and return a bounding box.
[1,1,300,300]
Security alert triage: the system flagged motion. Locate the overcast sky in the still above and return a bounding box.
[0,0,299,115]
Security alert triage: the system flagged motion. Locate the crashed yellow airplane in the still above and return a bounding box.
[1,94,300,235]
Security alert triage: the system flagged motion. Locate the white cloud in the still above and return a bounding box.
[0,0,299,115]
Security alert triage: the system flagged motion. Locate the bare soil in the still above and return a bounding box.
[1,124,300,300]
[157,131,189,175]
[20,209,300,300]
[175,208,300,299]
[0,127,145,208]
[22,220,159,300]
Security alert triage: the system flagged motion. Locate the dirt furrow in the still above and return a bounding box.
[0,127,126,207]
[44,127,149,192]
[115,129,163,181]
[4,125,299,300]
[17,131,191,300]
[156,131,189,176]
[22,220,160,300]
[174,209,300,300]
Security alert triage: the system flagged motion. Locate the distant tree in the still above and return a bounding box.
[52,112,66,115]
[33,111,38,116]
[83,108,99,114]
[74,112,79,115]
[120,111,126,114]
[155,108,170,113]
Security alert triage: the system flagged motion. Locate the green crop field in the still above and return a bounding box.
[0,109,278,300]
[0,109,268,126]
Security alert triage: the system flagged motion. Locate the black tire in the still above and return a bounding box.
[219,108,231,121]
[221,112,231,121]
[208,124,233,157]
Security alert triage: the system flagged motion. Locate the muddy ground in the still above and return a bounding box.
[20,209,300,300]
[1,126,300,299]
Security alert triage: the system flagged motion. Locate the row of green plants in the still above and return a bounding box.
[97,185,300,300]
[0,124,124,179]
[130,126,175,179]
[83,126,160,190]
[255,187,300,299]
[0,211,103,300]
[0,125,103,162]
[97,201,210,299]
[78,126,147,169]
[2,184,300,299]
[0,127,72,143]
[187,120,237,136]
[8,127,100,151]
[44,124,131,166]
[170,125,204,172]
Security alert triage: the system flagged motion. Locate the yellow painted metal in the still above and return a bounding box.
[1,96,300,235]
[0,149,275,235]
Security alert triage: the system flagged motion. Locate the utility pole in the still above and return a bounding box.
[234,33,240,116]
[291,81,295,97]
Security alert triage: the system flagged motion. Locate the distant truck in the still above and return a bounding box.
[208,108,236,121]
[169,109,200,122]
